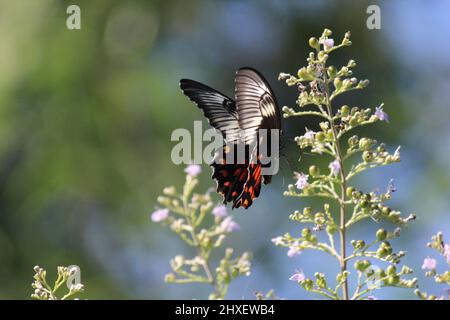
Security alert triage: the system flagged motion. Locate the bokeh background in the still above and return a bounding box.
[0,0,449,299]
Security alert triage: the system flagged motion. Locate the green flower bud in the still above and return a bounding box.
[348,135,359,147]
[327,66,337,78]
[346,187,355,198]
[356,240,365,249]
[324,130,332,141]
[349,117,359,127]
[360,200,369,208]
[318,51,328,62]
[382,206,391,215]
[303,207,313,216]
[297,67,310,80]
[315,272,327,289]
[301,278,314,291]
[386,265,397,276]
[301,228,312,238]
[164,273,176,282]
[309,165,320,177]
[323,28,332,37]
[352,190,362,199]
[359,138,372,151]
[342,79,352,88]
[354,260,371,272]
[376,229,387,241]
[314,213,326,225]
[341,105,350,117]
[362,151,373,162]
[316,131,326,142]
[347,59,356,68]
[387,275,399,285]
[326,225,338,235]
[333,78,342,90]
[308,37,320,50]
[376,248,388,258]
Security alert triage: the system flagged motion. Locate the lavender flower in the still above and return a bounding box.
[375,105,389,122]
[328,159,340,176]
[271,236,283,246]
[320,38,334,51]
[212,204,227,218]
[287,242,302,258]
[294,172,309,190]
[444,244,450,264]
[422,257,437,270]
[184,164,201,177]
[220,216,240,233]
[151,208,169,222]
[289,270,305,282]
[304,127,316,140]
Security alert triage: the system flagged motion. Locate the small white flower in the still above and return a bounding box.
[422,257,437,270]
[304,127,316,140]
[220,216,240,233]
[320,38,334,50]
[374,104,389,122]
[287,242,301,258]
[289,270,305,282]
[151,208,169,222]
[294,172,309,190]
[329,160,341,176]
[444,244,450,264]
[271,236,283,246]
[184,164,201,177]
[212,204,227,218]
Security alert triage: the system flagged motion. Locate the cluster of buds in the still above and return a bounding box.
[152,165,251,299]
[346,185,416,227]
[279,29,367,111]
[31,265,84,300]
[415,232,450,300]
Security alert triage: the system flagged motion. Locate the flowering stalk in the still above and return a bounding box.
[275,29,417,300]
[31,265,84,300]
[415,232,450,300]
[152,165,251,299]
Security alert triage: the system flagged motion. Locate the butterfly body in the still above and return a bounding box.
[180,67,281,209]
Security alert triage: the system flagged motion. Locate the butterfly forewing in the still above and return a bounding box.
[180,79,240,143]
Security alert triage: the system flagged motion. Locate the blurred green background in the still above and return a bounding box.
[0,0,449,299]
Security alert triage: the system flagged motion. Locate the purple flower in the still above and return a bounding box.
[367,295,378,300]
[212,204,227,218]
[271,236,283,246]
[184,164,201,177]
[444,244,450,264]
[320,38,334,50]
[375,105,389,122]
[220,216,240,233]
[294,172,309,190]
[422,257,437,270]
[151,208,169,222]
[329,160,341,176]
[289,270,305,282]
[287,242,302,258]
[304,128,316,140]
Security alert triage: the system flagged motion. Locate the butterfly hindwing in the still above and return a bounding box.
[233,162,263,209]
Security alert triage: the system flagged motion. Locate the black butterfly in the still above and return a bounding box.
[180,67,281,209]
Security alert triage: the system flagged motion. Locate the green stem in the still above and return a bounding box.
[323,67,349,300]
